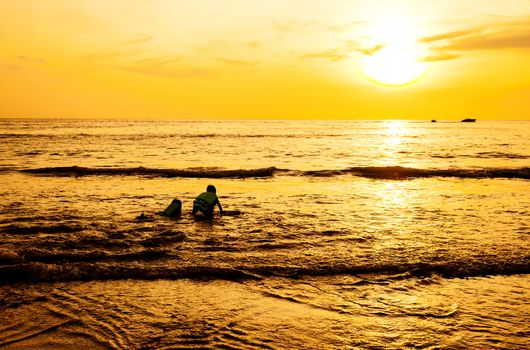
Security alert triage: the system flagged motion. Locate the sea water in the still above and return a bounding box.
[0,119,528,349]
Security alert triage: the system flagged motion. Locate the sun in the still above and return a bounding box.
[360,45,427,87]
[358,17,427,87]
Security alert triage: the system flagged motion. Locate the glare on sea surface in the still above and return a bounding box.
[379,181,408,207]
[378,120,422,167]
[384,120,408,145]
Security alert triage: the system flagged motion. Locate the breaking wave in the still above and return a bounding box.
[20,165,530,180]
[21,166,277,178]
[0,132,345,139]
[0,258,528,284]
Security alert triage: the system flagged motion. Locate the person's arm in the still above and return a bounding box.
[216,198,223,215]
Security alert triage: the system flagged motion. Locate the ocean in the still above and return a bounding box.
[0,119,528,349]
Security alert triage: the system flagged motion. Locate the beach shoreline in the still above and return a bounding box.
[1,275,529,349]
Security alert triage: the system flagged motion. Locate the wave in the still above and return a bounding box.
[432,152,529,160]
[475,152,529,159]
[0,132,344,139]
[0,258,528,284]
[176,133,342,139]
[21,166,277,178]
[0,223,84,235]
[20,165,530,180]
[0,248,171,265]
[337,166,530,180]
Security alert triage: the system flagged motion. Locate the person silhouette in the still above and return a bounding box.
[192,185,223,219]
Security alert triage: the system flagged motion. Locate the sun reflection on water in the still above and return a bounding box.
[380,121,409,164]
[381,182,407,206]
[384,120,408,137]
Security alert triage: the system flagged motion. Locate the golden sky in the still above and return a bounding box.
[1,0,530,119]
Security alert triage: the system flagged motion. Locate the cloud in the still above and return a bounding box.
[1,55,45,71]
[124,35,154,45]
[17,55,46,63]
[195,39,234,55]
[421,15,530,51]
[444,30,530,50]
[123,64,215,79]
[419,18,530,64]
[419,53,459,62]
[301,42,383,62]
[301,50,348,62]
[271,19,369,33]
[84,48,218,79]
[215,58,257,67]
[246,41,261,50]
[1,61,21,71]
[83,48,145,65]
[270,18,366,34]
[84,32,264,80]
[419,29,477,43]
[271,19,321,33]
[326,20,367,32]
[133,56,185,66]
[358,44,384,56]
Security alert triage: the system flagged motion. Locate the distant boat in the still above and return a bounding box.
[431,119,437,123]
[461,118,476,122]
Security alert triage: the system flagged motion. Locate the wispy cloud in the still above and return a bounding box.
[17,55,46,63]
[271,19,321,33]
[419,53,459,62]
[83,30,266,80]
[215,58,257,67]
[133,55,185,66]
[123,64,215,79]
[1,55,46,71]
[358,44,384,56]
[419,17,530,63]
[271,18,366,34]
[444,30,530,50]
[423,15,530,49]
[301,50,348,62]
[83,48,145,65]
[326,20,367,32]
[301,41,383,62]
[1,61,22,71]
[246,41,261,50]
[419,29,477,43]
[84,47,218,79]
[124,35,154,45]
[305,20,530,66]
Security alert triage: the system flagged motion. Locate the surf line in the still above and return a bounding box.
[21,166,278,178]
[19,165,530,180]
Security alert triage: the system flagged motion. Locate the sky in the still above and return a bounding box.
[1,0,530,120]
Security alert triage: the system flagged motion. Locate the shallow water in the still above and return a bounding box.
[1,276,529,349]
[0,119,529,349]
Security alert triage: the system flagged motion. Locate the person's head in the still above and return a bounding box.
[206,185,216,193]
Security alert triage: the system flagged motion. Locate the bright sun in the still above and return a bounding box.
[358,17,427,87]
[360,45,427,87]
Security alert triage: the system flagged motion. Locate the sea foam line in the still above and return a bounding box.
[0,259,528,284]
[21,166,277,178]
[19,165,530,180]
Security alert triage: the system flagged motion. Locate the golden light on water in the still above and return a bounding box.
[383,120,408,146]
[384,120,408,136]
[381,182,407,206]
[380,120,414,166]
